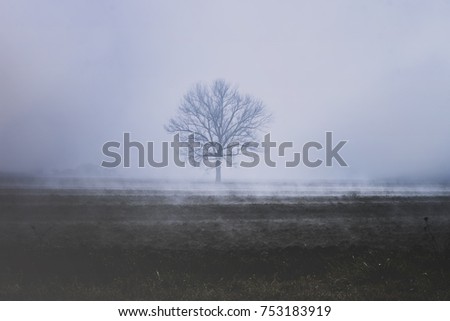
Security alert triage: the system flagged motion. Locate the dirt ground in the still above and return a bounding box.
[0,188,449,300]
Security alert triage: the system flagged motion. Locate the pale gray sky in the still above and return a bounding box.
[1,0,449,181]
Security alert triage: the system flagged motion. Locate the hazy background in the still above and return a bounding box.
[1,0,449,182]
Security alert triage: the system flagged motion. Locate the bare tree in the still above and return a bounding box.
[166,79,271,183]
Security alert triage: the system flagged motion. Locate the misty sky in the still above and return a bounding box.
[1,0,449,181]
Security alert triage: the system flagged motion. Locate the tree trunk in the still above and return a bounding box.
[215,161,221,183]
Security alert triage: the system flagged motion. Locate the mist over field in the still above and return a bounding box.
[1,0,450,183]
[1,1,450,301]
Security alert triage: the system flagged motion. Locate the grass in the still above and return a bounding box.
[0,245,449,300]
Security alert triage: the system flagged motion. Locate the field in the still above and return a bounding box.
[0,184,449,300]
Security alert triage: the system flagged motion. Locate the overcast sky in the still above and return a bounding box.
[1,0,449,181]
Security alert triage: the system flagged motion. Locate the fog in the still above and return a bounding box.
[1,0,449,182]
